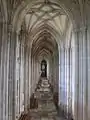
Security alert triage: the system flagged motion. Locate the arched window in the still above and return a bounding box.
[41,59,47,77]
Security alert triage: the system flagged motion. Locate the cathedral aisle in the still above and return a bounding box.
[19,78,66,120]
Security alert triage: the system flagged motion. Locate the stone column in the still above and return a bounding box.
[28,49,31,97]
[15,31,20,119]
[72,27,88,120]
[78,29,83,120]
[82,27,88,120]
[15,30,26,119]
[27,50,29,107]
[52,57,54,87]
[73,29,79,120]
[36,60,39,85]
[66,48,70,116]
[24,46,29,111]
[8,25,17,120]
[59,48,65,107]
[74,27,88,120]
[87,25,90,120]
[0,13,3,120]
[68,48,72,116]
[33,56,35,92]
[55,51,59,93]
[32,57,35,93]
[70,31,76,118]
[20,41,24,113]
[53,51,59,93]
[18,29,26,114]
[0,21,4,120]
[59,49,61,105]
[0,20,9,120]
[50,56,53,83]
[31,57,33,94]
[64,48,67,111]
[7,24,12,120]
[64,47,71,117]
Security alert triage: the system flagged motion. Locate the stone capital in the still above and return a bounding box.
[72,25,87,33]
[60,46,71,51]
[8,24,13,32]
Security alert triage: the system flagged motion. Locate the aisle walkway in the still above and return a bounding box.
[30,78,58,120]
[19,78,66,120]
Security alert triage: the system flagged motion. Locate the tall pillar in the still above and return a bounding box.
[78,29,83,120]
[73,29,79,120]
[64,47,71,117]
[28,49,31,97]
[82,27,88,120]
[87,25,90,120]
[31,57,33,94]
[64,48,67,111]
[15,31,20,119]
[72,26,88,120]
[15,28,26,116]
[8,25,17,120]
[71,32,75,118]
[59,48,65,107]
[68,48,72,116]
[66,48,70,116]
[24,46,29,111]
[0,20,10,120]
[20,41,24,113]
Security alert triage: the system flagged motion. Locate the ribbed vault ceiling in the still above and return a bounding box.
[23,0,72,57]
[25,0,70,35]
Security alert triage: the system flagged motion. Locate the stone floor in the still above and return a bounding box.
[28,78,66,120]
[19,77,67,120]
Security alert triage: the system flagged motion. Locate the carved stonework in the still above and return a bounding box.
[8,24,12,32]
